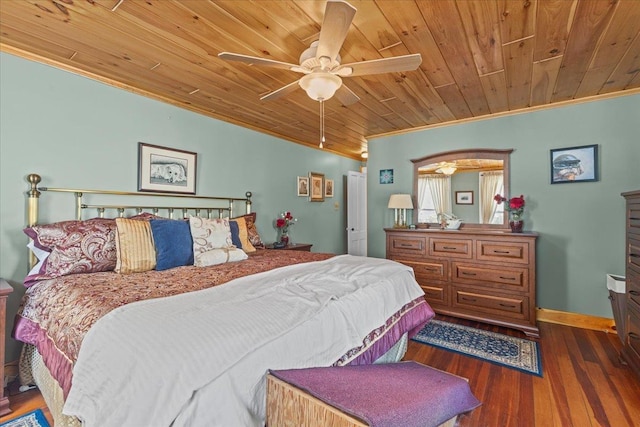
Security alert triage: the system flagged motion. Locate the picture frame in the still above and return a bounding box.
[379,169,394,184]
[550,144,598,184]
[325,179,334,198]
[309,172,325,202]
[455,191,474,205]
[138,142,197,194]
[297,176,309,197]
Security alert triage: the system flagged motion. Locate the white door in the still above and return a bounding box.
[347,171,367,256]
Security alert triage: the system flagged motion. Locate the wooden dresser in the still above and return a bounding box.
[0,279,13,416]
[621,190,640,378]
[386,228,539,337]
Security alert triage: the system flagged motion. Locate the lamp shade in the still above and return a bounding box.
[436,165,457,175]
[299,72,342,101]
[388,194,414,209]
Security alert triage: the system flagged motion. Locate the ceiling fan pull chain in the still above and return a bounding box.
[319,100,325,149]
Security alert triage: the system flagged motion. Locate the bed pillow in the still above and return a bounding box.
[229,216,255,253]
[228,220,243,250]
[234,212,264,249]
[194,247,248,267]
[189,216,234,265]
[23,218,117,286]
[114,218,156,274]
[150,219,194,271]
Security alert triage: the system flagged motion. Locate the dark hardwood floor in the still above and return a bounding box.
[1,315,638,426]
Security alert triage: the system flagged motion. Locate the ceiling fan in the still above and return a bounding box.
[217,0,422,106]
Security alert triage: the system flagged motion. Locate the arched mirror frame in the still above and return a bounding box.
[411,148,513,230]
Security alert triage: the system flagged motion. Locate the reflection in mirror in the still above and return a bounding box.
[411,149,513,230]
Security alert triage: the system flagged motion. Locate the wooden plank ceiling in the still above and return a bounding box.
[1,0,639,160]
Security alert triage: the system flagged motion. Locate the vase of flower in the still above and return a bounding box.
[279,230,289,245]
[275,211,296,246]
[494,194,527,233]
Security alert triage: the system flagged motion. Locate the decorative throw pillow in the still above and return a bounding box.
[228,220,243,250]
[23,218,117,286]
[114,218,156,274]
[234,212,264,249]
[189,216,233,264]
[149,219,194,271]
[229,216,255,253]
[194,247,248,267]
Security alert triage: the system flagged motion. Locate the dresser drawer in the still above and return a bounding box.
[476,240,529,265]
[626,305,640,362]
[429,238,473,259]
[452,287,528,320]
[629,237,640,272]
[388,235,427,256]
[452,262,528,292]
[395,258,448,282]
[417,282,448,307]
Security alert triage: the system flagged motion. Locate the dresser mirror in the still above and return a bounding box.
[411,149,513,229]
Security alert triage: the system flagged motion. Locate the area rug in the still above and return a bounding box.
[0,409,50,427]
[412,319,542,376]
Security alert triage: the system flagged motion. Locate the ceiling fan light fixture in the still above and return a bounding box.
[299,72,342,101]
[436,166,457,175]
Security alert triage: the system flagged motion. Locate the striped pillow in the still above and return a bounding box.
[114,218,156,273]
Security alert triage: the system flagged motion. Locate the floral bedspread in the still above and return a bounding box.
[13,250,333,396]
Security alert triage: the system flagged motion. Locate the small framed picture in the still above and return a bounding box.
[379,169,394,184]
[297,176,309,197]
[138,142,197,194]
[550,144,598,184]
[309,172,324,202]
[325,179,334,197]
[456,191,474,205]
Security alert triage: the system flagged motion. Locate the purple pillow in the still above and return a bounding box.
[24,218,117,286]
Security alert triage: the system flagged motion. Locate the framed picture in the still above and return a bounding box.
[309,172,324,202]
[325,179,334,198]
[455,191,474,205]
[138,143,197,194]
[379,169,394,184]
[550,144,598,184]
[297,176,309,197]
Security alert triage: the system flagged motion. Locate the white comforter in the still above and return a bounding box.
[63,255,424,426]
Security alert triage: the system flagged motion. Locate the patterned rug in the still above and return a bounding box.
[0,409,50,427]
[412,319,542,376]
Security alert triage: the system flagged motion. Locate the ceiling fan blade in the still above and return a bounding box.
[338,53,422,77]
[259,80,301,102]
[334,84,360,106]
[218,52,301,72]
[316,0,356,65]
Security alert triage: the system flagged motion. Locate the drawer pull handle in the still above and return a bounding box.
[442,246,458,250]
[399,244,414,248]
[461,272,476,276]
[499,276,516,280]
[630,253,640,258]
[499,303,516,308]
[461,297,477,302]
[630,332,640,341]
[630,290,640,296]
[493,250,511,254]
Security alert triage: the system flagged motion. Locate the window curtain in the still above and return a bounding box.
[479,171,503,224]
[421,174,451,216]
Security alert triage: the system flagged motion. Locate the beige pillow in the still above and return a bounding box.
[195,247,248,267]
[231,216,256,253]
[189,216,234,264]
[114,218,156,273]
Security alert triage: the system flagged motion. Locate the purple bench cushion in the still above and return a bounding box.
[270,361,481,427]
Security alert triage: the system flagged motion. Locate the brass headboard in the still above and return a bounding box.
[26,173,252,267]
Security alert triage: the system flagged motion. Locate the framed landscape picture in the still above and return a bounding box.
[455,191,474,205]
[138,143,197,194]
[550,144,598,184]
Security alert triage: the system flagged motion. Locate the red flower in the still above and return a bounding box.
[494,194,526,219]
[509,196,525,210]
[276,218,286,228]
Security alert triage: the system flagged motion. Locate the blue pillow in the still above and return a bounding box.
[229,220,243,249]
[149,219,194,271]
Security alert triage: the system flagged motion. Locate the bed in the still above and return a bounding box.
[13,174,435,426]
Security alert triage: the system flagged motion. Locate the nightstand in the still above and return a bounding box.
[266,243,313,252]
[1,279,13,416]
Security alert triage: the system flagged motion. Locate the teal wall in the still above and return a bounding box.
[367,94,640,320]
[0,53,359,361]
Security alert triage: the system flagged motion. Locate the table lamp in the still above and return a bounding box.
[388,194,413,228]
